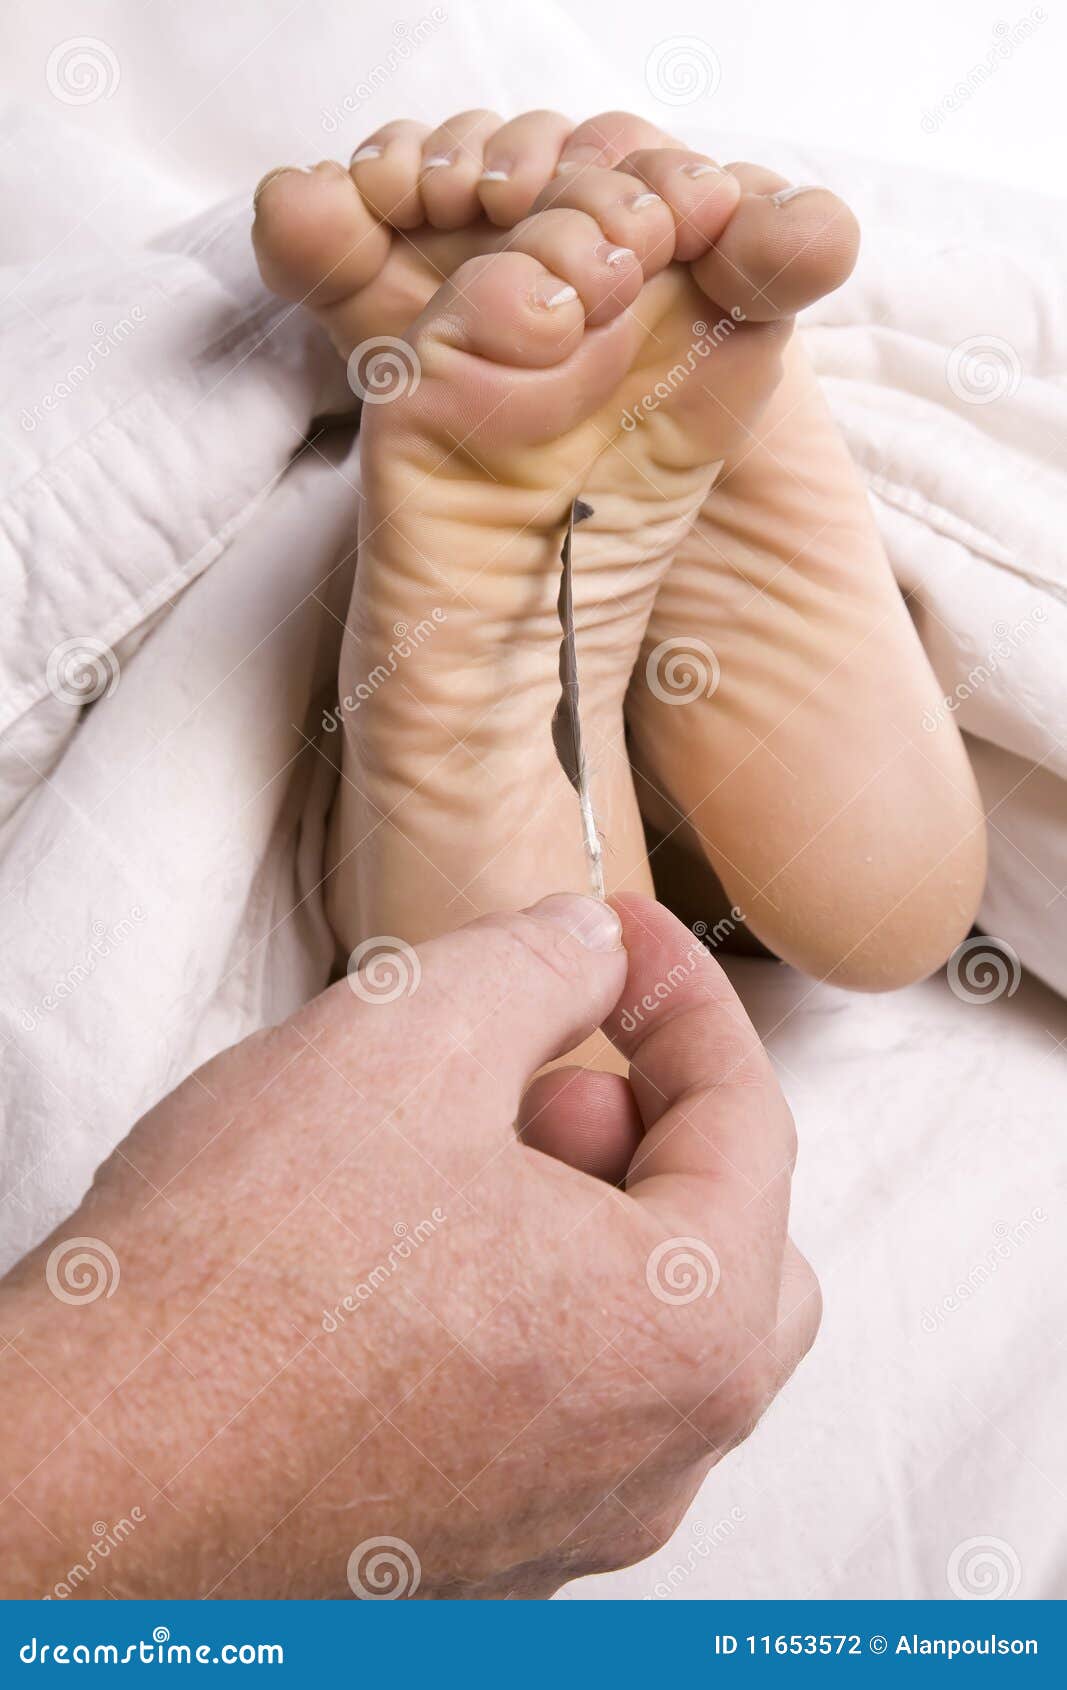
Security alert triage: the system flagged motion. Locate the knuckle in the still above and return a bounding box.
[720,1346,777,1436]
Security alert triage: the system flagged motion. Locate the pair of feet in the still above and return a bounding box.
[253,108,985,1012]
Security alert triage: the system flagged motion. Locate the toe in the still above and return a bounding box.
[412,251,585,377]
[349,119,431,230]
[419,109,503,229]
[398,246,644,453]
[692,162,860,321]
[530,165,677,277]
[616,148,741,262]
[506,208,643,326]
[478,109,574,226]
[556,110,672,171]
[252,159,390,307]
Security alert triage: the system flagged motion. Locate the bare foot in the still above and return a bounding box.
[253,110,983,1001]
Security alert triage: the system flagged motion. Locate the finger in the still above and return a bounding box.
[520,1067,643,1185]
[342,895,628,1124]
[604,895,796,1235]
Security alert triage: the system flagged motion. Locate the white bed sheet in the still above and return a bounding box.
[1,0,1065,1602]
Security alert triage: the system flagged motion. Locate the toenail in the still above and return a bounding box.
[252,165,304,208]
[532,277,579,310]
[480,169,510,182]
[423,154,454,169]
[595,242,636,268]
[628,191,663,210]
[350,146,383,165]
[764,184,822,207]
[681,161,723,179]
[559,144,603,170]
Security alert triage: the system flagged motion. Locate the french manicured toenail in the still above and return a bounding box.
[765,184,821,206]
[628,191,662,210]
[559,144,602,169]
[595,242,635,268]
[480,169,510,182]
[533,277,579,310]
[681,161,722,178]
[424,154,453,169]
[350,146,383,165]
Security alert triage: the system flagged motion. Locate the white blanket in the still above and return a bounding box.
[1,3,1065,1599]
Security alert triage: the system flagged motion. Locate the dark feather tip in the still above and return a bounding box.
[573,498,594,524]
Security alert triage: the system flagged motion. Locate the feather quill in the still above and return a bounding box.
[551,497,604,899]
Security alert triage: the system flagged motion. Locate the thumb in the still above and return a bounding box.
[402,893,627,1101]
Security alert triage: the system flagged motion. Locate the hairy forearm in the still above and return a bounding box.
[0,1216,379,1598]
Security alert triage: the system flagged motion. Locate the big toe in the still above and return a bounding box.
[252,160,391,310]
[692,162,860,322]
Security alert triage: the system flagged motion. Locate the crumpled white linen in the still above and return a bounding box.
[0,3,1065,1597]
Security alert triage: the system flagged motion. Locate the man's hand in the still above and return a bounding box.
[0,893,818,1599]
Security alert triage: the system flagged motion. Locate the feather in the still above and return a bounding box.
[551,497,604,899]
